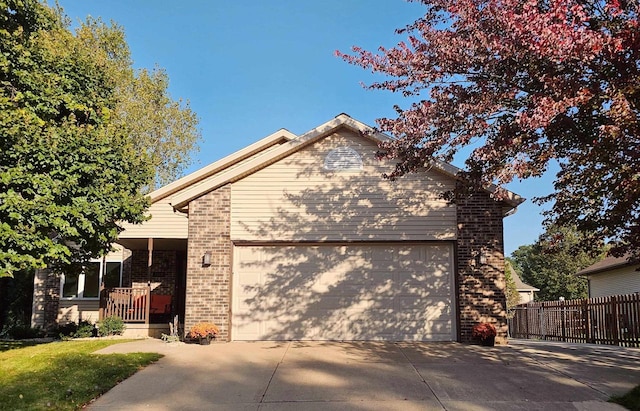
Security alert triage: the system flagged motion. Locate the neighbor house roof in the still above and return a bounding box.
[512,270,539,292]
[146,113,524,214]
[577,254,637,276]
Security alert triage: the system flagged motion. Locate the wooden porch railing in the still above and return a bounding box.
[99,287,151,324]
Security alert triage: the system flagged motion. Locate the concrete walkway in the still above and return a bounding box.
[88,339,640,410]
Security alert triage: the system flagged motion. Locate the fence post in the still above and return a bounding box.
[582,299,590,344]
[525,306,530,339]
[540,305,546,340]
[561,300,566,342]
[611,295,619,346]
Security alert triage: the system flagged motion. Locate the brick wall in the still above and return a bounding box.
[456,189,508,344]
[121,249,132,289]
[184,185,232,340]
[130,249,177,296]
[31,268,60,330]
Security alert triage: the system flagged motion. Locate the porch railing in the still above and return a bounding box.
[99,287,151,324]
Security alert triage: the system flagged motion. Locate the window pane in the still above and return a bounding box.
[83,263,100,298]
[63,271,79,298]
[104,262,122,288]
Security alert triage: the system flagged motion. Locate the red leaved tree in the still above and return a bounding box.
[337,0,640,256]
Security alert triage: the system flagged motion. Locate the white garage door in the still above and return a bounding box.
[232,243,455,341]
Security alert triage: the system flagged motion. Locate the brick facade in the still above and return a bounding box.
[31,268,60,330]
[184,185,232,340]
[456,189,508,344]
[129,249,177,296]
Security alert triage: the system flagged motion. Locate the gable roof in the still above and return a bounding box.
[577,254,638,276]
[149,128,296,203]
[512,270,539,292]
[148,113,524,214]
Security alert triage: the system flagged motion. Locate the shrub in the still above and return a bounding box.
[74,321,97,338]
[55,320,97,339]
[56,322,79,339]
[4,324,45,340]
[472,322,497,340]
[97,316,125,337]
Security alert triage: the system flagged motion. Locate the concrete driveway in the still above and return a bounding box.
[88,339,640,410]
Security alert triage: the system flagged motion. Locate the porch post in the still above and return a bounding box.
[146,237,153,325]
[99,255,106,320]
[147,237,154,284]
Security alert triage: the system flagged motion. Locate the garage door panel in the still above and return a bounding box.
[393,296,452,311]
[232,244,455,341]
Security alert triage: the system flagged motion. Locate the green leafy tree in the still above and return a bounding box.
[504,259,521,310]
[0,0,153,277]
[337,0,640,257]
[510,226,606,301]
[0,270,34,333]
[75,18,201,191]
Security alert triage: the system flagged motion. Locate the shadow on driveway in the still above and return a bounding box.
[87,339,638,410]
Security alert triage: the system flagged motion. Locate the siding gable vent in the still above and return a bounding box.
[323,147,363,171]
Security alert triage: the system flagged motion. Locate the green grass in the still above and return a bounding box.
[0,340,162,410]
[611,385,640,411]
[0,340,45,352]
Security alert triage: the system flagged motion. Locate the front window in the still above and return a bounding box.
[61,261,122,299]
[104,262,122,288]
[62,269,81,298]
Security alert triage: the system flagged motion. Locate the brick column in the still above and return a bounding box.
[456,189,507,344]
[31,268,60,330]
[184,185,232,340]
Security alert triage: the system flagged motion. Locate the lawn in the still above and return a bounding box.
[611,385,640,411]
[0,340,162,410]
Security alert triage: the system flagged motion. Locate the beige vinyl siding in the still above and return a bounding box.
[173,142,289,211]
[119,198,188,239]
[588,265,640,297]
[57,300,100,324]
[231,130,456,242]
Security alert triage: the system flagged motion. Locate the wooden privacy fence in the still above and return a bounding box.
[99,287,151,324]
[509,293,640,347]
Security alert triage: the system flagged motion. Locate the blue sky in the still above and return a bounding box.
[56,0,554,256]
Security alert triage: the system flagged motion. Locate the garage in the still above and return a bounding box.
[232,243,456,341]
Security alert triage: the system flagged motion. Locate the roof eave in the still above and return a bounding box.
[427,159,525,216]
[170,114,392,210]
[577,260,636,276]
[168,113,524,215]
[148,128,296,203]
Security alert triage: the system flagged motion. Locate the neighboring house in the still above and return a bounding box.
[31,114,523,343]
[511,270,539,304]
[577,254,640,298]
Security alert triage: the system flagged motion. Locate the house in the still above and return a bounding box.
[31,114,523,343]
[577,254,640,298]
[512,270,539,304]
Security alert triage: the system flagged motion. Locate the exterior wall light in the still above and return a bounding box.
[479,250,488,265]
[202,251,212,267]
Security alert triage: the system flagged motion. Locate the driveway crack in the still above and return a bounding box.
[397,343,446,410]
[258,341,291,406]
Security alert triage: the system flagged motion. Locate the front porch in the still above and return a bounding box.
[99,237,188,338]
[99,286,175,338]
